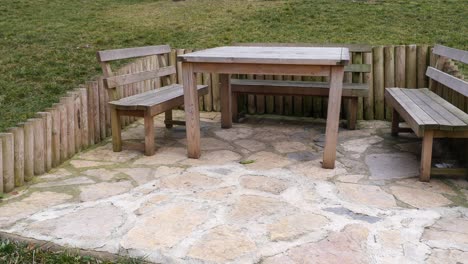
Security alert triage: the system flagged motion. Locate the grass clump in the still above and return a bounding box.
[0,239,144,264]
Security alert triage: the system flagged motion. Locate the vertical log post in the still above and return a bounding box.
[406,44,417,88]
[384,46,395,121]
[372,46,385,120]
[31,118,45,175]
[23,120,34,181]
[37,112,52,172]
[8,126,24,187]
[0,133,15,192]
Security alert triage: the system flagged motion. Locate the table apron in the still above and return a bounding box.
[191,63,332,76]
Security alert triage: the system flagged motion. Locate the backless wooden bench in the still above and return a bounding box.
[97,45,208,156]
[385,45,468,181]
[230,43,371,129]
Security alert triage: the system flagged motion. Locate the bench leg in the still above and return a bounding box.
[110,107,122,152]
[420,130,434,182]
[391,108,400,136]
[164,110,173,129]
[347,98,357,130]
[232,92,239,123]
[144,112,155,156]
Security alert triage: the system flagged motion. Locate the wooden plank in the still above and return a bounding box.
[292,75,303,116]
[426,67,468,96]
[417,45,429,88]
[0,133,15,192]
[86,82,95,146]
[7,126,24,187]
[255,75,265,114]
[384,46,395,121]
[211,73,221,111]
[63,96,75,158]
[193,63,330,76]
[363,52,374,120]
[179,46,350,65]
[31,118,45,175]
[176,49,185,85]
[22,120,34,181]
[230,79,369,97]
[37,112,52,171]
[57,102,68,162]
[203,72,212,111]
[182,62,201,158]
[265,75,275,114]
[283,75,294,116]
[247,74,256,114]
[373,46,385,120]
[97,45,171,62]
[419,88,468,125]
[406,45,417,88]
[169,49,178,84]
[233,42,373,52]
[420,130,434,182]
[92,81,101,143]
[345,63,371,73]
[273,75,284,114]
[322,66,344,169]
[46,106,61,167]
[104,66,176,88]
[395,45,406,88]
[220,74,232,128]
[352,52,364,120]
[405,89,466,129]
[78,88,89,149]
[433,44,468,64]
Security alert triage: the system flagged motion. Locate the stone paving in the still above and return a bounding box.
[0,111,467,263]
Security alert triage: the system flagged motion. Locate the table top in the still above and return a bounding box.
[178,46,350,65]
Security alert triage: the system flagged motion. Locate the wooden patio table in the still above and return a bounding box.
[178,46,349,169]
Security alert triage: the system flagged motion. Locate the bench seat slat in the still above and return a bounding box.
[401,89,464,131]
[386,88,439,132]
[110,84,208,111]
[231,79,369,97]
[419,88,468,128]
[405,89,467,129]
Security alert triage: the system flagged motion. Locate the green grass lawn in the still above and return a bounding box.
[0,0,467,131]
[0,239,143,263]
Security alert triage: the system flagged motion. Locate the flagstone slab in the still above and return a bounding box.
[244,151,292,170]
[421,217,468,249]
[24,204,126,252]
[77,144,139,162]
[342,136,383,153]
[390,186,452,208]
[267,213,329,241]
[366,153,419,180]
[194,186,236,201]
[116,168,156,185]
[0,192,73,227]
[336,183,396,208]
[214,127,253,141]
[426,249,468,264]
[79,181,134,202]
[229,195,289,221]
[188,226,256,263]
[133,147,187,166]
[83,168,119,181]
[181,150,241,166]
[239,175,289,194]
[179,137,234,151]
[290,160,347,180]
[160,172,223,191]
[273,141,308,153]
[234,139,266,152]
[121,203,209,251]
[69,160,115,169]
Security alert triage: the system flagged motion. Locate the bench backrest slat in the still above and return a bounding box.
[104,66,176,89]
[433,44,468,64]
[426,67,468,97]
[97,45,171,62]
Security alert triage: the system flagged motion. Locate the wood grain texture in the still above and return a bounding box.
[32,118,45,175]
[7,126,24,187]
[97,45,171,62]
[0,133,14,192]
[433,44,468,64]
[182,63,201,158]
[22,120,34,181]
[373,46,385,120]
[220,74,232,128]
[179,46,350,65]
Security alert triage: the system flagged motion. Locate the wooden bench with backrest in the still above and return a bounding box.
[97,45,208,156]
[385,44,468,181]
[230,43,371,129]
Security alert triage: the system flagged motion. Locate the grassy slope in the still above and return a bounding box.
[0,0,467,131]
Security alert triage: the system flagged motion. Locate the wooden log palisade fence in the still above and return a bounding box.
[0,44,466,194]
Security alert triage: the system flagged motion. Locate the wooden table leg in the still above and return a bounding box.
[323,66,345,169]
[219,74,232,128]
[182,63,201,158]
